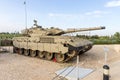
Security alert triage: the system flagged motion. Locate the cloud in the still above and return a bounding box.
[48,13,65,17]
[48,13,82,18]
[48,13,72,17]
[48,10,109,19]
[105,0,120,7]
[85,10,108,18]
[85,10,102,15]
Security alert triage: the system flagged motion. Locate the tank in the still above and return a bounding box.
[13,20,105,62]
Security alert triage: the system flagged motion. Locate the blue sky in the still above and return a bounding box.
[0,0,120,36]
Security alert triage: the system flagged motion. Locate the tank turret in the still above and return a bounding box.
[21,20,105,36]
[13,20,106,62]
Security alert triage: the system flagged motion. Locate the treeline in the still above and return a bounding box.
[76,32,120,44]
[0,32,20,39]
[0,32,21,46]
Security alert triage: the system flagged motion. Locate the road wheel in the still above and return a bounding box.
[24,49,29,56]
[18,48,24,55]
[38,51,45,58]
[45,52,54,60]
[13,47,18,53]
[67,50,76,57]
[55,53,66,62]
[30,50,36,57]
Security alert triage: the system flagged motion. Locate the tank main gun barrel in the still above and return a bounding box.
[62,26,105,34]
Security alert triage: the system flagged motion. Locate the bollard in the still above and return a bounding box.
[103,65,110,80]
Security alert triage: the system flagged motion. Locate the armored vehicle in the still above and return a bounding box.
[13,20,105,62]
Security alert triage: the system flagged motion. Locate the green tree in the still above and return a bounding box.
[113,32,120,42]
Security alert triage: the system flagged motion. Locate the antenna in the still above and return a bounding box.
[24,0,27,29]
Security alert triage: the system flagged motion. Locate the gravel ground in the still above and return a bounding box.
[0,45,120,80]
[0,53,62,80]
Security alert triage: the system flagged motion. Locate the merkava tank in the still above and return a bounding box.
[13,20,105,62]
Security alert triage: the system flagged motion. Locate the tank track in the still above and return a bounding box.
[13,44,93,63]
[13,47,78,63]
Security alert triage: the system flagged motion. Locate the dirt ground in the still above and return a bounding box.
[0,45,120,80]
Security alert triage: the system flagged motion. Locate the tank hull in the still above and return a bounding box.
[13,36,93,62]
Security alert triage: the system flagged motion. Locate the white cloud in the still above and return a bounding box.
[105,0,120,7]
[48,10,109,19]
[48,13,82,18]
[48,13,72,17]
[48,13,55,17]
[85,10,108,18]
[85,10,101,15]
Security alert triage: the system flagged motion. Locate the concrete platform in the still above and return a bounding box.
[55,66,94,80]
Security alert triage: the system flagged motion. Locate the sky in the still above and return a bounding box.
[0,0,120,36]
